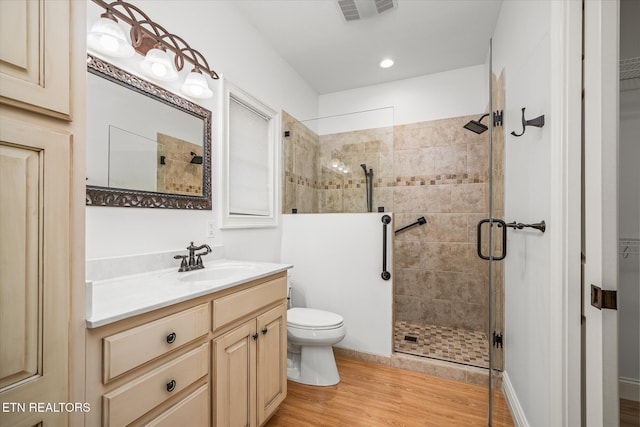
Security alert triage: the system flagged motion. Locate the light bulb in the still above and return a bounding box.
[99,34,119,52]
[379,58,394,69]
[151,62,167,77]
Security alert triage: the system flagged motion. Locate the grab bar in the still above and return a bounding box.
[381,215,391,280]
[395,216,427,235]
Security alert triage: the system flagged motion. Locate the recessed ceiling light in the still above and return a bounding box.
[379,58,394,69]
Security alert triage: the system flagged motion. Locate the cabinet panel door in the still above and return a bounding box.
[0,115,71,426]
[256,303,287,425]
[214,321,256,427]
[146,384,209,427]
[0,0,70,119]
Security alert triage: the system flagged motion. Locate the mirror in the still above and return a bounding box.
[86,54,212,209]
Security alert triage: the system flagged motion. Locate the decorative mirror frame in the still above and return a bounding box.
[86,54,212,209]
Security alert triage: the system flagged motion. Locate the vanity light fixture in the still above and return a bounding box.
[88,0,219,98]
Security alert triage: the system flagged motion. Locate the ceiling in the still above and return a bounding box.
[232,0,503,94]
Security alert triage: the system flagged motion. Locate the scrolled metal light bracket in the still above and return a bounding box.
[91,0,219,80]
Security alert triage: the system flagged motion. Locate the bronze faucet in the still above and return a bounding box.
[174,241,212,272]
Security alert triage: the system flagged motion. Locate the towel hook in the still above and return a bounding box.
[511,107,545,137]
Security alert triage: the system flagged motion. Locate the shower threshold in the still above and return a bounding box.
[394,320,490,369]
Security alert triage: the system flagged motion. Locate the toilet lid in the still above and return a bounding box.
[288,307,344,330]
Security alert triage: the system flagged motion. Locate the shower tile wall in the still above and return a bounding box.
[393,115,491,332]
[318,128,394,213]
[156,133,203,195]
[282,111,394,214]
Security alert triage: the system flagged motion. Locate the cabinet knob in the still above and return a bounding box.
[166,332,177,344]
[252,333,259,340]
[261,327,268,335]
[166,380,176,392]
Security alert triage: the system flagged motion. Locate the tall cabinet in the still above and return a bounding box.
[0,1,86,426]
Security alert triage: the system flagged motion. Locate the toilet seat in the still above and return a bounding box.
[288,307,344,330]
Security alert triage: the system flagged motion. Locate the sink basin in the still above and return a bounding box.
[178,262,258,282]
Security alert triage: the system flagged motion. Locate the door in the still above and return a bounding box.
[214,321,257,427]
[0,115,71,426]
[256,304,287,425]
[583,0,620,425]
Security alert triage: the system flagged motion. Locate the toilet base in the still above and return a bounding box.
[287,345,340,386]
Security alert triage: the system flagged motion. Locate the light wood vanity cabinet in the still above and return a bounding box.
[214,303,287,427]
[86,271,288,427]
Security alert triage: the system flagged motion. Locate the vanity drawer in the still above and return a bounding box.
[103,303,210,382]
[213,275,286,331]
[146,384,209,427]
[103,342,209,427]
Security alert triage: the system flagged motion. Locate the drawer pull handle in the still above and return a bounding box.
[166,380,176,392]
[252,333,259,340]
[261,327,268,335]
[166,332,177,344]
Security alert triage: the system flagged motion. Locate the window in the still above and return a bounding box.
[220,80,278,228]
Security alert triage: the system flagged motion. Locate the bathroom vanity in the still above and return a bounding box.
[85,260,291,427]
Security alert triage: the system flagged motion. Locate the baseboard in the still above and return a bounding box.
[502,371,530,427]
[620,377,640,401]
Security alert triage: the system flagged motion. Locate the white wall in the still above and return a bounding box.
[619,87,640,392]
[85,0,318,261]
[280,213,393,356]
[319,64,487,126]
[492,1,553,426]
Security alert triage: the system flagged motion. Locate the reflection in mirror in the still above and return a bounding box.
[86,54,212,209]
[282,107,394,214]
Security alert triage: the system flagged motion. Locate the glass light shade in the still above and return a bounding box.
[140,48,179,81]
[87,17,134,58]
[181,71,213,99]
[330,158,340,169]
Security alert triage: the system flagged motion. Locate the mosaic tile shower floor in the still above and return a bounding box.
[394,320,490,368]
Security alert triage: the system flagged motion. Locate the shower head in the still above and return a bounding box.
[190,151,203,164]
[463,113,490,134]
[360,163,368,173]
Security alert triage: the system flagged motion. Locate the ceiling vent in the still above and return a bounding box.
[337,0,397,22]
[337,0,360,21]
[375,0,396,14]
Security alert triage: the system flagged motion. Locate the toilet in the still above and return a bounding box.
[286,307,346,386]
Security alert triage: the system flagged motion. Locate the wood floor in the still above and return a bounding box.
[621,398,640,427]
[267,356,514,427]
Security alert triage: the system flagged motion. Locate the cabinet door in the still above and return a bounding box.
[0,115,71,426]
[256,303,287,426]
[214,321,256,427]
[0,0,70,119]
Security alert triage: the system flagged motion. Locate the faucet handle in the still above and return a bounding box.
[173,255,188,271]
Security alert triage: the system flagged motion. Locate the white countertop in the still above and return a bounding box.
[86,259,292,328]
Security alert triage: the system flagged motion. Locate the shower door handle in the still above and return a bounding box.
[381,215,391,280]
[476,218,507,261]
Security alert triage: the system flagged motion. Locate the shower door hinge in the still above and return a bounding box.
[590,284,617,310]
[492,331,503,348]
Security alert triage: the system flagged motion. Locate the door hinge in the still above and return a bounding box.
[492,331,503,348]
[590,284,617,310]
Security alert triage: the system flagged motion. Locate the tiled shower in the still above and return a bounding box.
[282,89,504,370]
